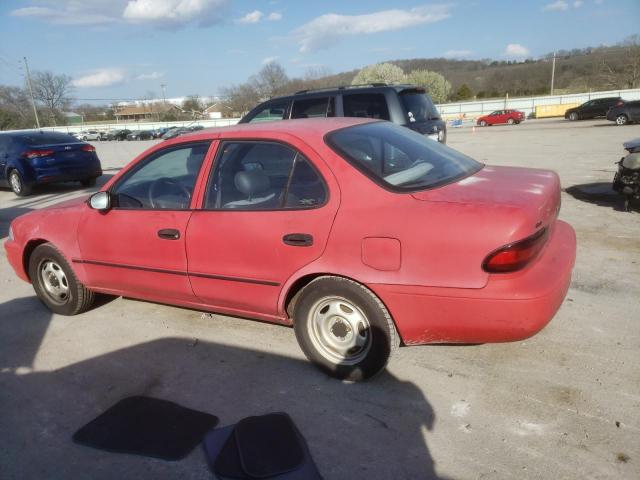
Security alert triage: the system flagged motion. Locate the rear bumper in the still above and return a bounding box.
[32,166,102,184]
[370,220,577,345]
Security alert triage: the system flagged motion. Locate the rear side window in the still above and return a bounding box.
[291,97,335,119]
[326,121,482,192]
[248,101,289,123]
[20,132,78,145]
[343,93,390,120]
[205,141,327,210]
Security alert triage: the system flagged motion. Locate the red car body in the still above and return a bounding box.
[5,118,575,346]
[477,110,525,126]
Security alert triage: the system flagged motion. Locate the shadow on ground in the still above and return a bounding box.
[565,182,630,211]
[0,297,445,480]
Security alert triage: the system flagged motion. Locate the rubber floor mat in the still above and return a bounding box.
[73,396,219,461]
[203,413,321,479]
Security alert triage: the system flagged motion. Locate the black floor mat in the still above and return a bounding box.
[73,396,219,461]
[204,413,321,479]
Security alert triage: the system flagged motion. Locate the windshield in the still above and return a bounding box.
[326,121,482,192]
[399,90,440,123]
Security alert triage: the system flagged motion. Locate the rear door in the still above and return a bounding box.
[0,135,10,184]
[186,138,339,317]
[627,101,640,121]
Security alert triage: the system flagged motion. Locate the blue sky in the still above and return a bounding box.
[0,0,638,103]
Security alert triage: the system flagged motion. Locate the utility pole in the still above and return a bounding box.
[161,84,167,105]
[550,52,556,96]
[23,56,40,128]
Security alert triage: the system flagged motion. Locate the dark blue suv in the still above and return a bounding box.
[0,130,102,196]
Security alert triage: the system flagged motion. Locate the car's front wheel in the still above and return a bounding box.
[569,112,579,121]
[616,114,629,126]
[9,170,31,196]
[293,276,397,381]
[479,120,487,127]
[29,243,95,315]
[507,118,515,125]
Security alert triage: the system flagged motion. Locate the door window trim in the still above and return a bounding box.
[108,140,213,211]
[201,139,329,212]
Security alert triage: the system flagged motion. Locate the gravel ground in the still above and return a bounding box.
[1,118,639,480]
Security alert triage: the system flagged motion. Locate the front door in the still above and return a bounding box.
[186,140,339,317]
[77,141,211,301]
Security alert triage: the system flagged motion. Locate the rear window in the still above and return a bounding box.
[399,90,440,123]
[326,121,482,192]
[19,132,78,146]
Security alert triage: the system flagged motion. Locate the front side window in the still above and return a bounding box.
[290,97,335,119]
[112,142,210,209]
[399,90,439,123]
[248,101,289,123]
[326,122,482,192]
[343,93,390,120]
[205,141,327,210]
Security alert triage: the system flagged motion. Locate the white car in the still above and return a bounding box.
[74,130,102,141]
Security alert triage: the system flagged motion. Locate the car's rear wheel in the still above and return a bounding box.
[29,243,95,315]
[9,170,31,196]
[616,114,628,126]
[569,112,579,121]
[293,276,397,381]
[479,120,487,127]
[81,178,97,188]
[507,118,515,125]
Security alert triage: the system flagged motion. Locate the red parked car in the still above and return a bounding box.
[476,109,525,126]
[5,118,576,381]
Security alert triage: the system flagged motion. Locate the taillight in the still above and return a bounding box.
[81,145,95,152]
[482,228,549,273]
[616,101,624,106]
[21,149,54,159]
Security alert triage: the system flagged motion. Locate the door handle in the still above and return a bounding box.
[158,228,180,240]
[283,233,313,247]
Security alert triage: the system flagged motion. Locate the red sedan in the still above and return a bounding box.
[477,109,525,126]
[5,118,575,381]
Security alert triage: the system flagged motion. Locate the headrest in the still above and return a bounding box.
[234,170,270,197]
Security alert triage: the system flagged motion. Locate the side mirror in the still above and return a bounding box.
[89,191,111,211]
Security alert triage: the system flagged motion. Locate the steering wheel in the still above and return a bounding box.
[148,177,192,209]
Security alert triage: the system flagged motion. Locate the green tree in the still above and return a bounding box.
[453,84,473,101]
[352,63,406,85]
[406,69,452,103]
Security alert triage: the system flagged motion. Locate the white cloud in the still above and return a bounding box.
[72,69,127,88]
[237,10,263,24]
[135,71,164,80]
[262,56,280,65]
[504,43,530,57]
[293,4,451,53]
[12,0,227,27]
[444,49,473,58]
[267,12,282,21]
[123,0,227,26]
[573,0,584,7]
[543,1,569,11]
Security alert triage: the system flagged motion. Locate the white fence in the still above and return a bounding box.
[41,118,241,135]
[436,87,640,119]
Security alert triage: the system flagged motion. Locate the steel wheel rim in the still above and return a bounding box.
[10,172,21,193]
[39,260,70,305]
[307,296,372,365]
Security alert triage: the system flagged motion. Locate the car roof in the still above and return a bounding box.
[260,84,424,103]
[170,117,378,143]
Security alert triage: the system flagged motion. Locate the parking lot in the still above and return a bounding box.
[1,118,639,479]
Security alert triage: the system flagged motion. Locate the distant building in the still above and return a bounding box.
[113,103,180,122]
[203,103,238,119]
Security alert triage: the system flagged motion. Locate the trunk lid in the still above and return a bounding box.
[29,141,95,167]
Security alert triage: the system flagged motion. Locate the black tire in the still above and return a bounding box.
[479,120,487,127]
[616,114,628,126]
[507,118,515,125]
[81,177,97,187]
[569,112,579,121]
[293,276,398,381]
[28,243,95,315]
[9,169,32,196]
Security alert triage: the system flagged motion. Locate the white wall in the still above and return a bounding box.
[41,118,241,134]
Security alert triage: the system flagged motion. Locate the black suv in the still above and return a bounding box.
[564,97,623,121]
[240,84,447,143]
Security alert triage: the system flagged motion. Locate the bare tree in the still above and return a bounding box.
[0,85,35,128]
[30,71,73,124]
[221,83,261,115]
[251,62,289,99]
